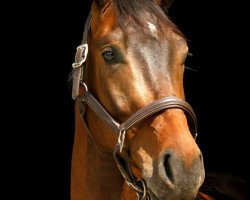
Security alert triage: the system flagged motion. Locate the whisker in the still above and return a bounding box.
[185,66,199,72]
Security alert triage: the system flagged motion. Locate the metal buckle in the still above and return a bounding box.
[72,60,85,69]
[72,44,89,69]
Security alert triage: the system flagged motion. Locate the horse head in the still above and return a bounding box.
[72,0,205,199]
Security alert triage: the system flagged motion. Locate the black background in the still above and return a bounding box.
[16,0,248,199]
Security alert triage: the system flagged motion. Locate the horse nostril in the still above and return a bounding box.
[164,154,174,184]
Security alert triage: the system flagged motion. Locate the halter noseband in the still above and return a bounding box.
[71,13,198,200]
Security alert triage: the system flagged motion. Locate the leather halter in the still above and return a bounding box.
[72,13,198,200]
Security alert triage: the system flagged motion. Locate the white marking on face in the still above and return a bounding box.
[138,147,153,178]
[147,22,157,37]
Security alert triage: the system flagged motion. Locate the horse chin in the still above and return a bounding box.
[147,188,198,200]
[145,177,201,200]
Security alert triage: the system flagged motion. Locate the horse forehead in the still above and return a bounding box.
[126,24,188,58]
[126,26,170,56]
[93,13,187,55]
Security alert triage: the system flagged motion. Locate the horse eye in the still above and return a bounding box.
[102,50,115,62]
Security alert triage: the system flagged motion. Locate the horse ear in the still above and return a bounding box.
[155,0,174,10]
[93,0,109,8]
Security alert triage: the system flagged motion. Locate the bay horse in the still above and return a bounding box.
[70,0,205,199]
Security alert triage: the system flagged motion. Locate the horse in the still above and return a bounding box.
[70,0,205,199]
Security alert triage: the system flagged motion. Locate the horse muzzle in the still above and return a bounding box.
[145,149,205,200]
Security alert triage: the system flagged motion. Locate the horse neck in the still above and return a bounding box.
[71,104,124,200]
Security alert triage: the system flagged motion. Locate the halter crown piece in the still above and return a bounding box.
[71,13,198,200]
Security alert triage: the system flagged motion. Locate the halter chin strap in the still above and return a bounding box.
[72,13,198,200]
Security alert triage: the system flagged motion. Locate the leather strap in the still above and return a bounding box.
[81,13,92,45]
[81,85,197,153]
[120,97,197,136]
[82,89,197,138]
[83,90,121,134]
[72,13,92,100]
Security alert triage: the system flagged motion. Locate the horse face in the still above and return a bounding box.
[86,1,205,199]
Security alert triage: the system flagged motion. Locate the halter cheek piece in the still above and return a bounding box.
[72,13,198,200]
